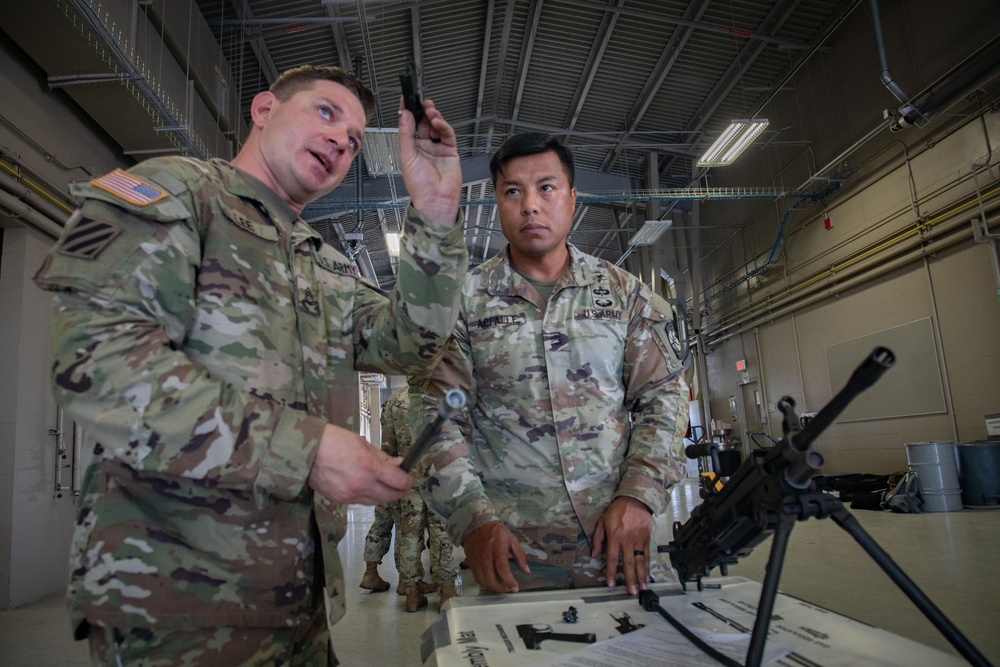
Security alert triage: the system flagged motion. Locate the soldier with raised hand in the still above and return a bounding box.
[410,132,688,599]
[34,65,466,665]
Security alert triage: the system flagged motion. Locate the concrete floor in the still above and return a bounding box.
[1,479,997,665]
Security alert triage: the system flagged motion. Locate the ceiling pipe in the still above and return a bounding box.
[0,188,65,239]
[354,245,380,287]
[868,0,910,105]
[707,193,1000,344]
[0,171,73,225]
[868,0,929,128]
[917,39,1000,120]
[871,0,1000,131]
[708,210,998,347]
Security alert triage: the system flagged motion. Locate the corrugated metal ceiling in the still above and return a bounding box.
[6,0,996,289]
[186,0,854,287]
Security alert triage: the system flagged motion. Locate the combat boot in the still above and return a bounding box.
[396,580,435,595]
[437,581,457,611]
[404,583,428,612]
[359,562,390,592]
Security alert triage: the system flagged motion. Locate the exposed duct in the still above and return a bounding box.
[870,0,1000,131]
[0,187,65,239]
[707,191,1000,345]
[868,0,915,108]
[0,0,242,162]
[0,169,72,227]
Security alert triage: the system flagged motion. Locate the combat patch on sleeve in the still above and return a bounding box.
[91,169,167,206]
[56,216,121,260]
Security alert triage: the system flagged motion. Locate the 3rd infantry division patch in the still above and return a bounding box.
[57,217,121,260]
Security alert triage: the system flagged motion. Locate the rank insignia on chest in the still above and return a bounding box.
[92,169,167,206]
[298,285,321,317]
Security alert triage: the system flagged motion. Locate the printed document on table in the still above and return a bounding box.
[529,623,792,667]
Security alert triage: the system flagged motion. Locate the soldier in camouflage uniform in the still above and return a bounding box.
[359,395,434,597]
[360,500,399,592]
[33,65,467,666]
[411,132,688,598]
[381,386,458,612]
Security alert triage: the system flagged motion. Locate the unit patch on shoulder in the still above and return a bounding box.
[92,169,167,206]
[57,218,121,260]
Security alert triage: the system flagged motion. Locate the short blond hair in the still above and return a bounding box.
[270,65,376,120]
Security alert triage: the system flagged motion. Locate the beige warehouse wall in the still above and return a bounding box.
[0,227,72,609]
[0,32,124,609]
[694,3,1000,473]
[702,129,1000,475]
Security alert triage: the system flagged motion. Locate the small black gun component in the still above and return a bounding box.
[399,60,424,127]
[516,624,596,651]
[562,606,579,624]
[610,611,644,634]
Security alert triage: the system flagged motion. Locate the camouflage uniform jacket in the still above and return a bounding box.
[412,244,688,567]
[381,387,413,458]
[33,157,467,635]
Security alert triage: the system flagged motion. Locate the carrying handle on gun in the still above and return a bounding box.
[400,389,466,472]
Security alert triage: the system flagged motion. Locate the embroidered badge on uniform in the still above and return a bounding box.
[667,323,683,359]
[57,218,121,260]
[91,168,167,206]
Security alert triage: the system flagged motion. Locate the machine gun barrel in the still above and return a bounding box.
[662,347,895,588]
[790,347,895,453]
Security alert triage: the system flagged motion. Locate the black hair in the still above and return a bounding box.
[489,132,575,188]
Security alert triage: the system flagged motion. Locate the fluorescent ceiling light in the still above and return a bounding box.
[385,232,401,256]
[696,119,769,167]
[363,129,401,176]
[631,219,673,246]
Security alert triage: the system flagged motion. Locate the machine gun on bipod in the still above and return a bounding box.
[646,347,992,667]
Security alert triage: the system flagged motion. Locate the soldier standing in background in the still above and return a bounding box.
[359,498,397,593]
[411,132,688,598]
[381,385,458,612]
[359,395,436,599]
[34,65,466,665]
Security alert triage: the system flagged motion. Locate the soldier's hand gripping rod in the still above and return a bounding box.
[400,389,467,472]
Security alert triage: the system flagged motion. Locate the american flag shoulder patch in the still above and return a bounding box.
[57,218,121,260]
[91,169,167,206]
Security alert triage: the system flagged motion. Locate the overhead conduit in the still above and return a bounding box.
[706,184,1000,346]
[870,0,1000,131]
[0,161,73,239]
[700,13,1000,337]
[0,1,239,161]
